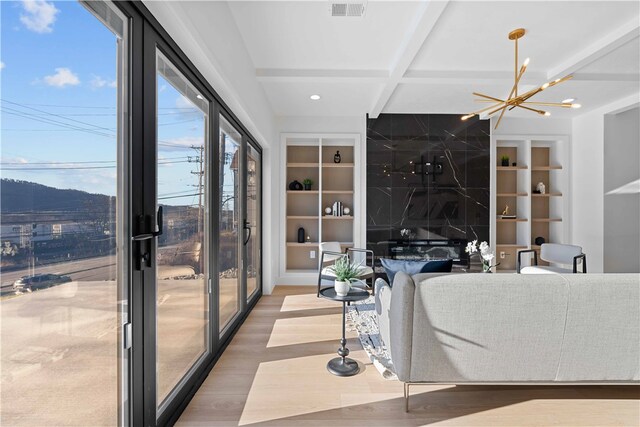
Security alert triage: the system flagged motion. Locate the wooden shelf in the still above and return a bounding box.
[532,166,562,171]
[322,163,354,168]
[322,216,353,220]
[497,218,528,222]
[287,162,318,168]
[286,242,319,247]
[532,218,562,222]
[497,166,528,171]
[497,192,528,197]
[323,191,353,195]
[287,216,318,220]
[532,192,562,197]
[287,190,319,194]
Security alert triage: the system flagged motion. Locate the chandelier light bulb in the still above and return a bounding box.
[571,103,582,109]
[562,98,575,103]
[523,57,530,66]
[541,82,550,90]
[544,111,551,116]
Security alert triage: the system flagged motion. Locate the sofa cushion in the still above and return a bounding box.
[381,258,453,284]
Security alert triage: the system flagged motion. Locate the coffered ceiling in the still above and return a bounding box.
[174,1,640,118]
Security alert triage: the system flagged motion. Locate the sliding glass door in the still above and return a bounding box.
[1,1,263,424]
[246,143,262,301]
[154,52,210,410]
[0,1,128,425]
[218,116,242,333]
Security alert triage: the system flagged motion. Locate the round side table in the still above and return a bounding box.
[319,286,370,376]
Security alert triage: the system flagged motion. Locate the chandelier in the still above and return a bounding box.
[461,28,581,129]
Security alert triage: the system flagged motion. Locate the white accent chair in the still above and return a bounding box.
[317,241,375,297]
[517,243,587,274]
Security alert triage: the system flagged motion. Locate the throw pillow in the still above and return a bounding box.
[380,258,453,284]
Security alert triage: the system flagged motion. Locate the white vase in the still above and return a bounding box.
[334,280,351,296]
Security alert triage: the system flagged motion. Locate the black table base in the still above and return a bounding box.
[319,287,369,377]
[327,356,359,376]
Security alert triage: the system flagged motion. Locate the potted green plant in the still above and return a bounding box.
[327,257,364,296]
[303,178,313,191]
[501,155,510,167]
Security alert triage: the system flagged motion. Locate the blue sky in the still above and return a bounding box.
[1,0,217,207]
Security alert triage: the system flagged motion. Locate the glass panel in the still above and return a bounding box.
[219,116,241,331]
[246,144,261,299]
[0,1,127,425]
[156,52,209,407]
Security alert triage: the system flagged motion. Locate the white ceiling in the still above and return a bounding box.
[222,0,640,118]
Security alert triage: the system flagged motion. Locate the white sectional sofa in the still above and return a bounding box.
[375,272,640,410]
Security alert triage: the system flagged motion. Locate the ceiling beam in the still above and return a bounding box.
[255,68,388,83]
[368,0,450,118]
[547,18,640,81]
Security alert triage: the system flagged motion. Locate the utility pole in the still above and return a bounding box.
[188,145,205,273]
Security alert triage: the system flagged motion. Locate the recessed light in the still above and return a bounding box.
[562,98,575,103]
[310,94,321,100]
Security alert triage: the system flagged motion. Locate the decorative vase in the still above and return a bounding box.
[482,262,492,273]
[334,151,341,163]
[297,227,305,243]
[288,180,302,191]
[334,280,350,296]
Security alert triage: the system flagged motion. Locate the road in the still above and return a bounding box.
[0,255,116,288]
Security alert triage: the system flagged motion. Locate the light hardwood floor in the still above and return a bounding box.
[177,286,640,426]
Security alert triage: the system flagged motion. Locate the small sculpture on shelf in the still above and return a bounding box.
[297,227,305,243]
[500,205,516,219]
[535,181,546,194]
[535,236,546,246]
[343,207,351,215]
[325,207,332,215]
[334,150,341,163]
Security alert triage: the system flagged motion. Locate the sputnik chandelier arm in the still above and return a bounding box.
[461,28,582,129]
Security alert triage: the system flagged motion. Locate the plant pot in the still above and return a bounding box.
[501,159,509,167]
[304,184,311,191]
[334,280,350,296]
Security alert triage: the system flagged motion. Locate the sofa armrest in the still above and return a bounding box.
[389,272,415,382]
[375,278,392,350]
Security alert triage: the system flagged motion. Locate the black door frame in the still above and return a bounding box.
[111,1,264,425]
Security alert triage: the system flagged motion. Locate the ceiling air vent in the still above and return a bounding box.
[330,1,366,17]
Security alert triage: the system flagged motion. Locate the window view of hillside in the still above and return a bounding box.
[0,2,125,425]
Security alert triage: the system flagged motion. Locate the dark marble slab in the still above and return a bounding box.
[366,113,491,256]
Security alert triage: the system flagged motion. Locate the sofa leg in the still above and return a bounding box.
[403,382,409,412]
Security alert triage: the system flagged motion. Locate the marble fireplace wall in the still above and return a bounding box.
[366,114,490,256]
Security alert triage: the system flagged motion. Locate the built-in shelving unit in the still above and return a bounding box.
[492,136,568,271]
[281,134,361,279]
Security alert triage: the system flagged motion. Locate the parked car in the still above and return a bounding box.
[13,273,72,292]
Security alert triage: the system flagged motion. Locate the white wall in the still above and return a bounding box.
[571,94,639,272]
[604,107,640,272]
[493,117,572,136]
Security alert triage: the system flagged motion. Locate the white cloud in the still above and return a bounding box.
[90,75,117,89]
[20,0,59,34]
[43,67,80,87]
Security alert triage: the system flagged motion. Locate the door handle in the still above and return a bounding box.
[132,206,163,270]
[243,219,251,245]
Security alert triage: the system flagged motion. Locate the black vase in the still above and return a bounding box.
[334,151,341,163]
[288,180,303,191]
[297,227,305,243]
